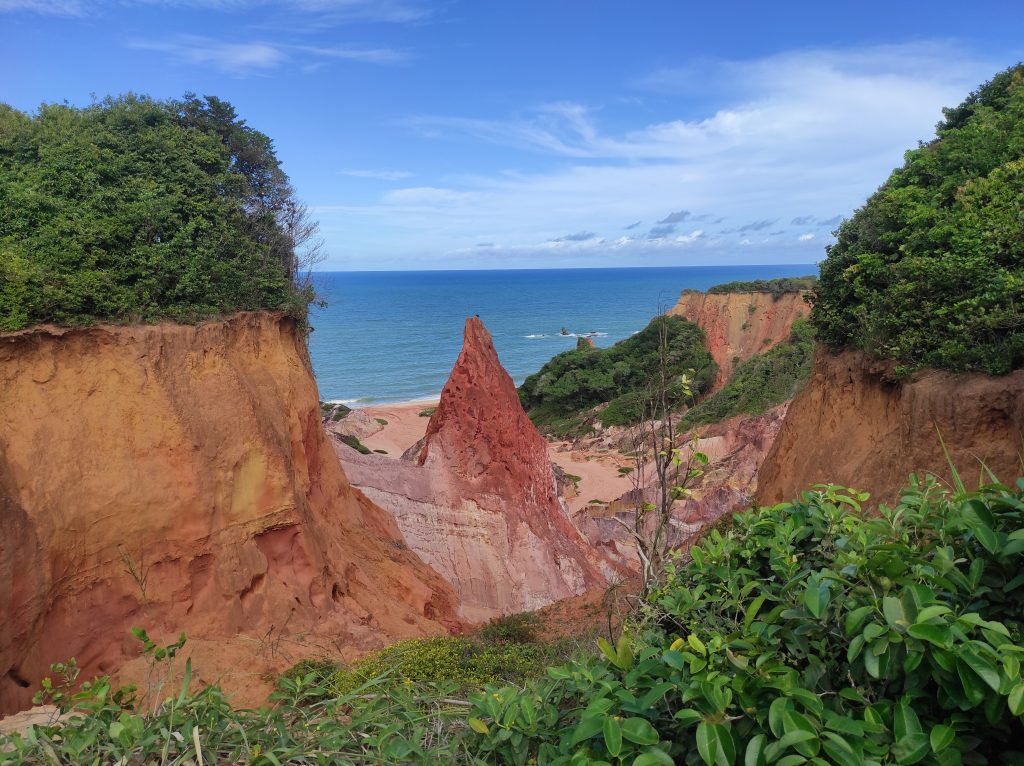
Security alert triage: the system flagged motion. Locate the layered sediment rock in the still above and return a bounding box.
[757,349,1024,506]
[670,291,809,390]
[340,317,608,621]
[0,313,457,714]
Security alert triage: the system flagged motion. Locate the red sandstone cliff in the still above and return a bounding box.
[0,313,457,714]
[756,349,1024,506]
[342,317,608,621]
[670,291,809,390]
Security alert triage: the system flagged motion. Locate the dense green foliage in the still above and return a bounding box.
[811,65,1024,374]
[466,477,1024,765]
[0,94,316,330]
[703,276,817,299]
[519,315,716,437]
[332,635,564,695]
[680,319,816,428]
[4,476,1024,764]
[339,434,372,454]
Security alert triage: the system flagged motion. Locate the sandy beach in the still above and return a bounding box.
[356,401,633,513]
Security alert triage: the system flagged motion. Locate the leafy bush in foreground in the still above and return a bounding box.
[466,477,1024,765]
[6,476,1024,764]
[680,319,816,428]
[811,64,1024,374]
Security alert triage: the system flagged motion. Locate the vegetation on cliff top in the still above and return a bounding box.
[811,64,1024,374]
[680,318,816,428]
[518,315,716,437]
[0,94,319,331]
[5,474,1024,764]
[690,275,817,300]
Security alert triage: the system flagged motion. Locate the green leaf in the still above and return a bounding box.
[744,594,768,630]
[597,636,618,665]
[633,750,675,766]
[675,709,704,726]
[775,756,808,766]
[769,697,789,738]
[929,725,954,754]
[1008,683,1024,716]
[688,634,707,656]
[844,605,874,635]
[847,634,866,663]
[570,715,604,745]
[604,716,623,758]
[821,732,862,766]
[745,734,766,766]
[882,597,906,628]
[893,733,930,765]
[915,605,952,623]
[467,717,490,735]
[776,730,817,749]
[907,623,952,647]
[636,683,674,711]
[617,634,635,670]
[803,575,830,618]
[894,701,923,740]
[621,717,660,746]
[960,650,1002,692]
[663,650,686,670]
[696,721,719,766]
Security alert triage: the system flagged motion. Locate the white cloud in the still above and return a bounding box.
[130,37,285,72]
[0,0,429,19]
[798,233,815,241]
[317,41,998,266]
[292,44,410,64]
[339,169,413,180]
[128,35,407,74]
[675,229,705,244]
[0,0,83,13]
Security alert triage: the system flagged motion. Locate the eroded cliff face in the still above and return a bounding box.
[0,313,457,714]
[757,349,1024,506]
[670,291,809,390]
[342,317,608,622]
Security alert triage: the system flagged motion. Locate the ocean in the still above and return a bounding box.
[308,264,817,404]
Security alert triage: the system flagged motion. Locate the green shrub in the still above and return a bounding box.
[0,94,316,331]
[812,64,1024,374]
[418,407,437,417]
[519,315,716,436]
[333,637,550,694]
[339,434,371,454]
[479,612,543,644]
[328,403,351,421]
[0,651,473,764]
[465,476,1024,765]
[701,276,817,299]
[681,318,816,428]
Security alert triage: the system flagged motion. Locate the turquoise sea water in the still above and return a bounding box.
[308,264,817,404]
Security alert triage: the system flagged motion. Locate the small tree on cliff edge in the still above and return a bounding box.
[618,313,709,598]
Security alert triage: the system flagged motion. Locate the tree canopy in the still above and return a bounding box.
[811,64,1024,374]
[0,93,319,331]
[518,315,716,436]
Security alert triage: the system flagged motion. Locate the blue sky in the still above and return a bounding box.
[2,1,1021,270]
